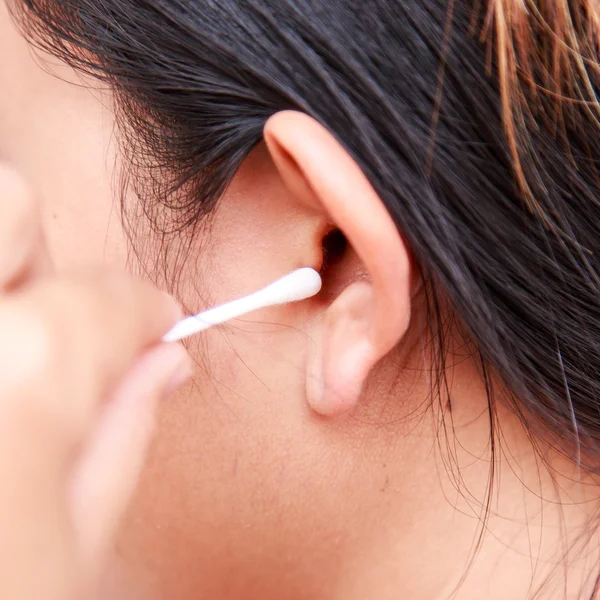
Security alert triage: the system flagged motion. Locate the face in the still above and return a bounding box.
[0,8,418,598]
[3,5,599,600]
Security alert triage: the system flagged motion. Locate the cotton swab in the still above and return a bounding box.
[162,267,322,343]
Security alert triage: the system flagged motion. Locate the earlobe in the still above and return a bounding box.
[308,282,381,415]
[264,111,413,416]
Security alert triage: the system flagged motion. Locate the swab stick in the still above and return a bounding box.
[162,268,322,343]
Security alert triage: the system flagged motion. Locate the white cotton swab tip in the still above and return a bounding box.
[162,267,322,343]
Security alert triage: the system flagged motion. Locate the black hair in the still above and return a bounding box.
[12,0,600,587]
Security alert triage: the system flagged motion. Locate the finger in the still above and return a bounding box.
[0,164,53,290]
[68,342,191,570]
[0,273,183,454]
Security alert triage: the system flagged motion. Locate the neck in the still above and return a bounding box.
[99,324,600,600]
[330,347,600,600]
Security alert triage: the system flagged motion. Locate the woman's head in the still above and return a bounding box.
[6,0,600,597]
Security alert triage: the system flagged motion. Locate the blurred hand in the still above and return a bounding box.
[0,164,190,599]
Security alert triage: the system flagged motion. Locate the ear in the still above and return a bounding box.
[264,111,413,416]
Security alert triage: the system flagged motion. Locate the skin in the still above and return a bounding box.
[2,3,600,599]
[0,162,191,600]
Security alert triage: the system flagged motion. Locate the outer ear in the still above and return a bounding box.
[264,111,414,416]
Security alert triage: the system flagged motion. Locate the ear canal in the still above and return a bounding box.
[320,228,348,274]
